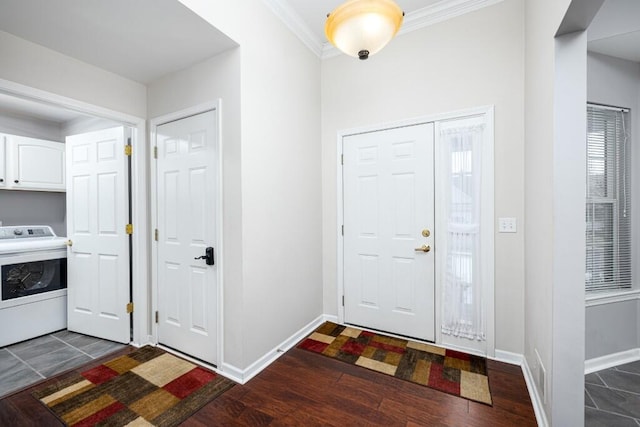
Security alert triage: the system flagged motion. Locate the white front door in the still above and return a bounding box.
[155,109,218,365]
[343,123,435,341]
[66,127,131,344]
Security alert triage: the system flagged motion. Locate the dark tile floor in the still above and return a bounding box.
[586,361,640,426]
[0,330,125,398]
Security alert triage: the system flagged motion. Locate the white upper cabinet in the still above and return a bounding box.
[1,134,66,192]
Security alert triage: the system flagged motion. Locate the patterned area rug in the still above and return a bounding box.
[298,322,492,405]
[33,346,235,426]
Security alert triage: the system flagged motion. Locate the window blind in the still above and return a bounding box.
[586,104,631,293]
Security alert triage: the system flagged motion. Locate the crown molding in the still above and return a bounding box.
[263,0,505,60]
[261,0,324,57]
[401,0,506,35]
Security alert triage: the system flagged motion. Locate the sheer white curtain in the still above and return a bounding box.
[440,120,486,341]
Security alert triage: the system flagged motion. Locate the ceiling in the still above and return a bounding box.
[587,0,640,62]
[0,0,637,124]
[0,0,237,85]
[588,31,640,63]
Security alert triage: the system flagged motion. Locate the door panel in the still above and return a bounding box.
[66,127,130,343]
[343,123,435,341]
[156,110,218,365]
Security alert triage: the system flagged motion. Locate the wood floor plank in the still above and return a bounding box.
[468,400,538,427]
[378,388,469,425]
[239,389,310,419]
[487,359,524,375]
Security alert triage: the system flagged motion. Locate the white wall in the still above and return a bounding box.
[585,52,640,360]
[321,0,525,355]
[586,300,639,359]
[552,31,588,426]
[0,191,65,236]
[172,0,323,371]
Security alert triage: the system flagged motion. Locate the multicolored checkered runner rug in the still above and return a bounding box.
[298,322,492,405]
[33,346,235,426]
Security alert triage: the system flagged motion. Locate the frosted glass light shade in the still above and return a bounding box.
[325,0,404,60]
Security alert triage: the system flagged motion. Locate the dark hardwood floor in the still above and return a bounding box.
[0,346,536,426]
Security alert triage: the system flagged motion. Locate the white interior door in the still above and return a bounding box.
[156,109,218,365]
[343,123,435,341]
[66,127,130,344]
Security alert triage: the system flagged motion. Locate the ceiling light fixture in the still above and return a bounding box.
[325,0,404,60]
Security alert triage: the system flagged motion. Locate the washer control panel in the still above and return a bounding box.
[0,226,55,240]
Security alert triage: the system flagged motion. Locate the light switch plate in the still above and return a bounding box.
[498,217,517,233]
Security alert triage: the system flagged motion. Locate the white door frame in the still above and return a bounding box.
[150,101,224,367]
[336,105,495,357]
[0,77,150,347]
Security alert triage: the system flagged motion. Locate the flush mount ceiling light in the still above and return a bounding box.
[325,0,404,60]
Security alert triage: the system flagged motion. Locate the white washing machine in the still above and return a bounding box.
[0,225,68,347]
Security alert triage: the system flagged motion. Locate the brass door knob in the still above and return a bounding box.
[414,244,431,253]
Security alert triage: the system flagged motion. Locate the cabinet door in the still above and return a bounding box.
[8,136,65,192]
[0,135,5,188]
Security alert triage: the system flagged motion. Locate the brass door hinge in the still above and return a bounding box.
[126,224,133,235]
[155,311,159,323]
[126,302,134,314]
[153,146,158,159]
[125,144,132,156]
[154,229,159,241]
[341,154,344,165]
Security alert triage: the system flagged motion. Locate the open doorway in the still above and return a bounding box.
[0,83,148,347]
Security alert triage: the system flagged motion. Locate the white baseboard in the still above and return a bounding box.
[585,348,640,374]
[220,314,326,384]
[219,362,244,384]
[492,349,524,366]
[130,335,154,349]
[323,314,339,323]
[522,357,549,427]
